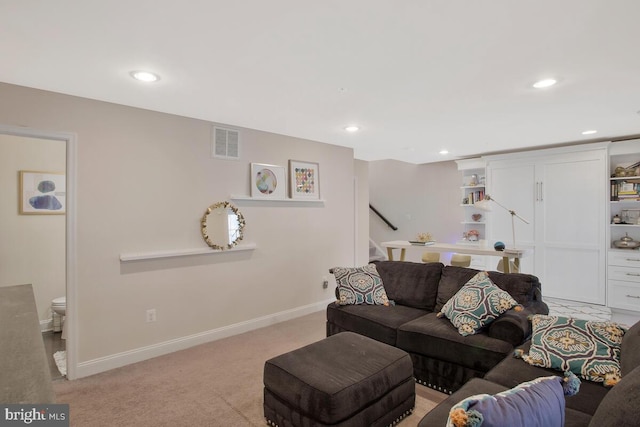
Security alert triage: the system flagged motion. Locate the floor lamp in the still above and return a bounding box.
[474,195,530,251]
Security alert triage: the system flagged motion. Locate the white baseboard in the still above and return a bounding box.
[40,318,53,332]
[75,299,333,379]
[611,308,640,328]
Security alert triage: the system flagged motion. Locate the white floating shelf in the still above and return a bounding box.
[120,243,257,262]
[230,195,325,204]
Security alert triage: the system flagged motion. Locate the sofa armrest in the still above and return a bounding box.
[486,301,544,346]
[487,309,530,347]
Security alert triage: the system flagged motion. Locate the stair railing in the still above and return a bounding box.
[369,204,398,230]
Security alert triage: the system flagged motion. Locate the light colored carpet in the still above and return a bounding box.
[53,310,447,426]
[53,350,67,377]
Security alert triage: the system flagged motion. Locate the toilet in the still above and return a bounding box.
[51,296,66,339]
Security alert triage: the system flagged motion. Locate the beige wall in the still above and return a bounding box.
[354,159,369,265]
[0,135,66,325]
[0,82,357,367]
[369,159,463,263]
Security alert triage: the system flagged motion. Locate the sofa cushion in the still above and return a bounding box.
[418,378,593,427]
[485,342,610,416]
[517,315,626,387]
[620,320,640,376]
[331,264,391,306]
[588,365,640,427]
[396,313,514,373]
[435,266,543,313]
[326,303,428,346]
[445,373,579,427]
[438,271,519,336]
[374,261,442,310]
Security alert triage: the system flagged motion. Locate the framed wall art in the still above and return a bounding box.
[250,163,286,199]
[289,160,320,200]
[19,170,66,214]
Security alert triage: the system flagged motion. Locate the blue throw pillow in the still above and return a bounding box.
[331,264,391,306]
[515,315,626,387]
[438,271,519,336]
[446,372,580,427]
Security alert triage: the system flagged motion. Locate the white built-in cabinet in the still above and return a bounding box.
[485,143,608,304]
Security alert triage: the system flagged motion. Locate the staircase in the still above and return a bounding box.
[369,239,387,263]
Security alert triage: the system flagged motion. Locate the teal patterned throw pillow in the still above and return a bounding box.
[332,264,391,306]
[516,315,626,387]
[438,271,518,336]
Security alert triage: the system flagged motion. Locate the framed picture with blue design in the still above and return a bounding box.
[289,160,320,200]
[250,163,286,199]
[19,170,66,214]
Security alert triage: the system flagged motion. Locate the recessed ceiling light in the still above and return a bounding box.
[439,150,449,155]
[344,126,360,132]
[581,130,598,135]
[130,71,160,82]
[532,78,557,89]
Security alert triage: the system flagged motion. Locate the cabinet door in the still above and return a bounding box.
[537,150,606,304]
[486,159,536,273]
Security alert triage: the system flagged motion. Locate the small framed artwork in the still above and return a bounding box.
[19,170,66,214]
[250,163,286,199]
[289,160,320,200]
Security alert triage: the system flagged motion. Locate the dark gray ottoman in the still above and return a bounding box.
[263,331,415,426]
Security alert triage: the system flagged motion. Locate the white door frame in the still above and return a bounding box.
[0,124,78,380]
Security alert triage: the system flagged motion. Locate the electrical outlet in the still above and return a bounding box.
[322,276,329,289]
[146,309,157,322]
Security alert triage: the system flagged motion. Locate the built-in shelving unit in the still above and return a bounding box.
[120,243,257,262]
[456,158,488,270]
[608,139,640,313]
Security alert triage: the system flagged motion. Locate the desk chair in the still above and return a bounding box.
[497,258,520,273]
[450,254,472,267]
[421,252,441,263]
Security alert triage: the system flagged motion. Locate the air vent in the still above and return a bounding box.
[212,126,239,159]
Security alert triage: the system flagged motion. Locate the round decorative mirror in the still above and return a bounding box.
[201,201,245,250]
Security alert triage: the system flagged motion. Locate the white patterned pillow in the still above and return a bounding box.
[438,271,518,336]
[331,264,391,306]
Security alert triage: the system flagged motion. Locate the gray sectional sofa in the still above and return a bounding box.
[326,261,549,394]
[419,320,640,427]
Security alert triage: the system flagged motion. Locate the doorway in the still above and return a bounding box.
[0,124,77,379]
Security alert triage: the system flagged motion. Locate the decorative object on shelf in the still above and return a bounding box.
[469,174,478,186]
[612,214,621,224]
[613,233,640,250]
[288,160,320,200]
[462,197,469,205]
[613,163,640,178]
[475,195,530,250]
[250,163,286,199]
[494,241,506,251]
[19,170,66,214]
[621,209,640,225]
[467,229,480,241]
[409,241,435,246]
[201,201,245,250]
[471,213,482,222]
[416,232,434,243]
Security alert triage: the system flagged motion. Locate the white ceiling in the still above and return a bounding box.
[2,1,640,164]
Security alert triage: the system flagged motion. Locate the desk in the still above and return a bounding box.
[380,240,528,273]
